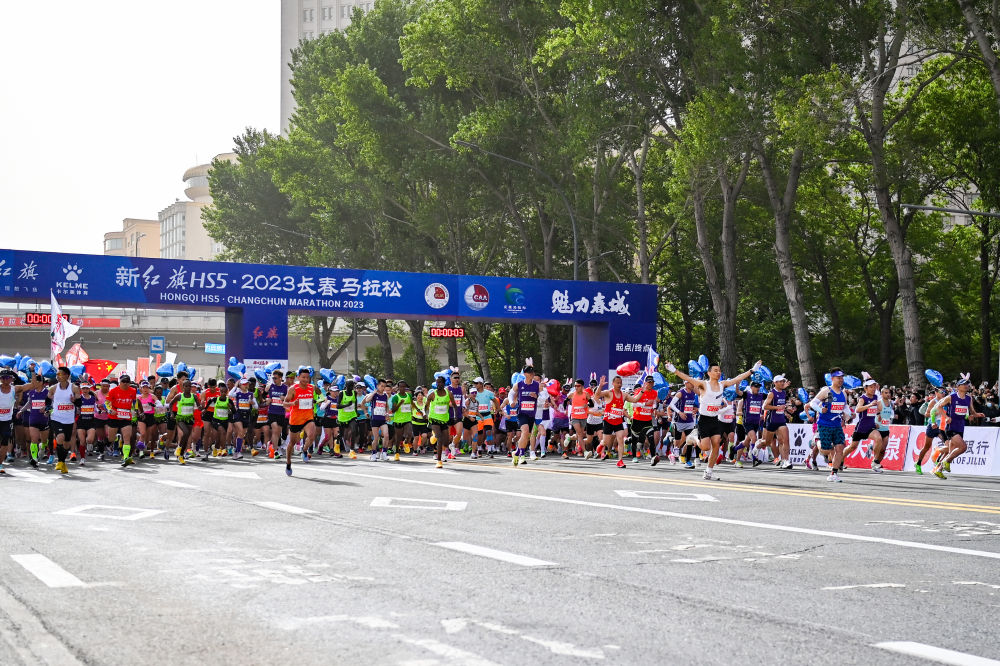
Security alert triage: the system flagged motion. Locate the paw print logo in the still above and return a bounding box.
[63,264,82,281]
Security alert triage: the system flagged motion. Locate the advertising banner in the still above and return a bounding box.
[902,426,1000,476]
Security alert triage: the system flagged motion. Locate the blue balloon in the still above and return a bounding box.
[652,371,668,389]
[189,368,198,380]
[16,371,27,383]
[18,356,33,372]
[723,387,736,401]
[226,365,242,380]
[237,363,246,373]
[739,379,749,391]
[657,387,670,400]
[264,362,281,373]
[687,360,703,378]
[799,411,810,421]
[925,369,943,388]
[697,354,710,373]
[69,364,85,381]
[336,374,345,389]
[38,361,56,379]
[156,363,174,377]
[364,374,377,392]
[319,369,335,384]
[824,373,832,386]
[510,372,525,385]
[228,356,238,367]
[797,387,809,404]
[254,369,267,383]
[758,365,773,382]
[0,355,15,368]
[176,362,188,375]
[353,375,361,383]
[13,353,21,365]
[844,375,862,390]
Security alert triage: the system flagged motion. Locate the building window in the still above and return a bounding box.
[322,6,331,20]
[303,8,314,22]
[105,238,122,251]
[341,4,351,19]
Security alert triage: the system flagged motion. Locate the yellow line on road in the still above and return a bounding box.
[437,460,1000,515]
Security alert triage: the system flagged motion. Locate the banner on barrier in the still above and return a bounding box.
[787,423,907,471]
[902,426,1000,476]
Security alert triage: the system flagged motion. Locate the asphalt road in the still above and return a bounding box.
[2,452,999,666]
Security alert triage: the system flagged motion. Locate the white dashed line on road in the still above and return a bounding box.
[873,641,1000,665]
[615,489,718,501]
[53,504,164,521]
[11,554,86,588]
[149,479,198,489]
[370,497,467,511]
[433,542,556,567]
[254,501,316,515]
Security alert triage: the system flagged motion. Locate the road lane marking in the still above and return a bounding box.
[0,583,84,664]
[615,490,717,501]
[873,641,1000,665]
[371,497,467,511]
[11,474,55,484]
[822,583,905,590]
[149,479,198,489]
[392,635,501,666]
[254,501,316,515]
[201,470,260,479]
[310,468,1000,561]
[11,554,86,588]
[53,504,164,521]
[441,618,604,658]
[433,542,556,567]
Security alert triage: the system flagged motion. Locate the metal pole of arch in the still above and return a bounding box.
[353,318,360,377]
[901,203,1000,387]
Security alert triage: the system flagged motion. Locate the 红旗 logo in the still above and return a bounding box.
[503,284,526,313]
[464,284,489,311]
[425,282,450,309]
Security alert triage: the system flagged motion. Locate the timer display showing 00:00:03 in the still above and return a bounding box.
[429,327,465,338]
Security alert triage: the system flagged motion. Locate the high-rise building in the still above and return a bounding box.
[158,154,236,261]
[103,219,161,257]
[280,0,376,132]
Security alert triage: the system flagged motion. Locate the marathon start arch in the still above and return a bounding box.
[0,249,657,377]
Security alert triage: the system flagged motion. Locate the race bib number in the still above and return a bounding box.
[830,402,845,414]
[31,399,45,411]
[57,403,74,411]
[257,412,268,423]
[215,407,229,419]
[521,400,535,412]
[880,416,890,426]
[179,404,194,416]
[705,404,719,414]
[298,398,313,410]
[749,405,761,414]
[373,405,386,416]
[867,404,878,416]
[401,403,411,413]
[954,405,969,417]
[478,403,489,413]
[116,408,131,419]
[433,403,448,415]
[238,400,250,410]
[0,407,11,416]
[608,407,624,419]
[683,405,693,414]
[271,397,282,406]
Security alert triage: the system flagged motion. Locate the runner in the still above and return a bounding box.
[758,375,791,469]
[94,378,111,461]
[447,371,466,459]
[931,374,983,479]
[848,377,886,473]
[338,380,359,459]
[134,381,158,461]
[167,380,200,464]
[808,367,850,483]
[17,374,49,469]
[282,368,318,476]
[0,369,31,473]
[628,375,659,465]
[471,378,498,459]
[567,379,591,459]
[363,379,391,461]
[230,377,256,460]
[508,364,541,467]
[666,359,760,480]
[428,375,455,468]
[667,380,698,468]
[320,385,341,457]
[735,381,765,468]
[106,375,138,468]
[265,369,288,459]
[915,386,948,475]
[411,386,428,455]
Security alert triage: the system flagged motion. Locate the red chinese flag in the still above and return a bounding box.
[84,359,117,383]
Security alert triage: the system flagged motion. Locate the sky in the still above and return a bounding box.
[0,0,279,254]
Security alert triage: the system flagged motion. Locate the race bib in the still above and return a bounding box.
[0,407,11,416]
[215,407,229,419]
[521,400,535,412]
[867,404,878,416]
[179,404,194,416]
[57,403,74,411]
[954,405,969,417]
[749,405,761,414]
[116,408,131,419]
[433,403,448,415]
[271,397,282,406]
[705,404,719,414]
[298,398,312,410]
[238,400,250,410]
[608,406,624,418]
[478,403,489,414]
[373,405,386,416]
[830,402,845,414]
[880,416,890,426]
[683,405,693,414]
[257,411,268,423]
[401,403,411,413]
[31,399,45,410]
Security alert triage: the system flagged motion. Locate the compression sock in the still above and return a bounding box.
[235,437,243,453]
[122,444,132,459]
[56,444,67,463]
[29,442,38,460]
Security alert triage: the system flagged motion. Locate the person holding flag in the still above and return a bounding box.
[49,290,80,361]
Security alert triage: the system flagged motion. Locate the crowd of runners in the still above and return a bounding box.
[0,357,989,483]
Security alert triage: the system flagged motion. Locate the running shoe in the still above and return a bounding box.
[381,451,389,462]
[650,455,660,467]
[596,444,605,459]
[4,454,13,463]
[285,465,292,476]
[583,451,592,460]
[529,452,538,461]
[632,456,640,464]
[404,444,411,454]
[512,454,520,466]
[943,460,951,473]
[782,460,794,470]
[871,462,883,474]
[29,458,38,469]
[369,452,377,462]
[349,450,357,460]
[251,449,260,457]
[915,463,923,475]
[684,461,695,469]
[178,454,186,465]
[79,458,86,467]
[805,458,813,470]
[394,453,400,462]
[46,455,56,465]
[436,461,443,469]
[0,464,5,475]
[121,457,135,468]
[616,459,626,469]
[933,464,946,479]
[302,451,310,463]
[752,456,761,468]
[734,461,743,468]
[703,469,717,481]
[561,453,568,459]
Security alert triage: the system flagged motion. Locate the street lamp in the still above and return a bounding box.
[454,140,581,376]
[901,202,1000,386]
[134,232,147,257]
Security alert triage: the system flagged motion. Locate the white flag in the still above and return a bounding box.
[50,290,80,360]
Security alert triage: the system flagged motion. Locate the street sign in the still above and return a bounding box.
[204,343,226,354]
[149,336,165,354]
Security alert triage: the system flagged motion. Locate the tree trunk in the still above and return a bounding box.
[466,322,493,384]
[879,286,899,378]
[758,148,818,388]
[535,323,554,378]
[813,248,843,358]
[691,183,737,375]
[311,317,334,368]
[376,319,394,379]
[406,320,427,388]
[958,0,1000,126]
[445,337,459,368]
[629,135,651,284]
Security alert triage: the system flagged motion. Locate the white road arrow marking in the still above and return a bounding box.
[615,489,718,501]
[371,497,467,511]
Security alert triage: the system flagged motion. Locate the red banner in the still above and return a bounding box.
[842,424,907,471]
[83,359,117,383]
